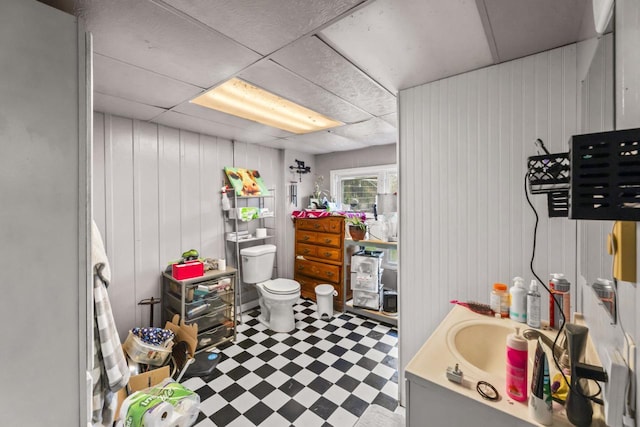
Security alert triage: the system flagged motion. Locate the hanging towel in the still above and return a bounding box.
[91,220,130,426]
[91,220,111,283]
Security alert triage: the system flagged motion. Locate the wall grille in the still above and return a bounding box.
[570,128,640,221]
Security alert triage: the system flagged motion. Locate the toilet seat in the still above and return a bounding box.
[263,278,300,295]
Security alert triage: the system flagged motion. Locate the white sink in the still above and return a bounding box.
[447,320,514,375]
[405,306,605,426]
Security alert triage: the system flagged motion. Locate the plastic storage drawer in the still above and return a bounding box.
[165,304,232,332]
[196,322,233,350]
[169,277,232,303]
[350,271,383,292]
[352,289,382,310]
[166,291,224,319]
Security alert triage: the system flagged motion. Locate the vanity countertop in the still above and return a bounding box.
[405,305,606,426]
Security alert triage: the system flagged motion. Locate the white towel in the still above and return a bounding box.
[91,220,129,426]
[91,220,111,283]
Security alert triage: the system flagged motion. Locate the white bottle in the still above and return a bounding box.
[527,280,541,328]
[221,187,231,211]
[509,276,527,323]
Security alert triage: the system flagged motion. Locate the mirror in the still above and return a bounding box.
[592,279,616,323]
[577,32,615,323]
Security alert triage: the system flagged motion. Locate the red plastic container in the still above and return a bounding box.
[172,261,204,280]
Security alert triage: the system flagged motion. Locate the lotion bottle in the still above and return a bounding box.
[509,276,527,323]
[527,280,541,328]
[506,327,528,402]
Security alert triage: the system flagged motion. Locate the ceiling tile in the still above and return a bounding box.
[272,36,396,116]
[172,101,292,138]
[330,118,397,146]
[321,0,493,91]
[378,112,398,128]
[94,93,167,121]
[258,138,322,154]
[281,131,368,154]
[161,0,362,55]
[93,54,204,109]
[482,0,589,62]
[151,111,283,145]
[78,0,261,88]
[238,60,372,124]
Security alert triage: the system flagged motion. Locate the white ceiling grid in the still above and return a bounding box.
[73,0,592,153]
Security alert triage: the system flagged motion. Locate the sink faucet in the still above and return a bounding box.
[522,329,570,371]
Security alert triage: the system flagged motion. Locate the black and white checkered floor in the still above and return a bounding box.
[182,299,400,427]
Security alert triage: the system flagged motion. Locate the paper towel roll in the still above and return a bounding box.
[168,411,198,427]
[143,401,174,427]
[179,406,199,426]
[120,392,174,427]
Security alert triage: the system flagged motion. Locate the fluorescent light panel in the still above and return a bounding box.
[190,77,343,134]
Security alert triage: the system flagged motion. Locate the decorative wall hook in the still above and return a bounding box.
[289,159,311,182]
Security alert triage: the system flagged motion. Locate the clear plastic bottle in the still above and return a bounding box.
[509,276,527,323]
[490,283,509,318]
[527,280,541,328]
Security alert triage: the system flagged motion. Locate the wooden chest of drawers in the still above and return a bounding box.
[294,217,349,311]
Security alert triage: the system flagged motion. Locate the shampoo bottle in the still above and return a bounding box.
[506,327,528,402]
[527,280,541,328]
[509,276,527,323]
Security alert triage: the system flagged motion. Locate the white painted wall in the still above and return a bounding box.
[93,113,282,338]
[613,0,640,417]
[0,1,88,425]
[577,25,640,422]
[282,150,315,278]
[398,44,578,404]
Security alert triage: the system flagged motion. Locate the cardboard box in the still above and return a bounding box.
[116,315,198,420]
[172,261,204,280]
[164,314,198,358]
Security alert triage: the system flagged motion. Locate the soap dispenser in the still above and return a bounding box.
[506,327,528,402]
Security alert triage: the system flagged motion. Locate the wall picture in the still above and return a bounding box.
[224,167,270,196]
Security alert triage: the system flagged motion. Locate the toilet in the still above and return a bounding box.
[240,244,301,332]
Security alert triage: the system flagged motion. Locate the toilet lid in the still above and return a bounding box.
[264,278,300,295]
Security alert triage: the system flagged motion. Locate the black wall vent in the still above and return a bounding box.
[570,128,640,221]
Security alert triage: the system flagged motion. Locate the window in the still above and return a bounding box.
[330,164,397,215]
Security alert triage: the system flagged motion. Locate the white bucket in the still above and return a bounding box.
[315,284,337,320]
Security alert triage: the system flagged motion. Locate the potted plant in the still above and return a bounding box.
[346,216,367,241]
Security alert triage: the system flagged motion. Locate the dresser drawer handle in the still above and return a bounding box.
[324,252,332,257]
[303,235,310,241]
[324,238,332,243]
[326,271,334,277]
[303,249,310,254]
[297,265,305,271]
[314,223,320,229]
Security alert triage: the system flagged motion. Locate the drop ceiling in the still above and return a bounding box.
[47,0,594,153]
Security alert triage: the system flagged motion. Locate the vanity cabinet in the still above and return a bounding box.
[294,217,350,311]
[161,268,237,351]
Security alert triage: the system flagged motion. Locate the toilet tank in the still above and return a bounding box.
[240,244,276,284]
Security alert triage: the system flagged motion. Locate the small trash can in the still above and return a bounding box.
[315,284,338,320]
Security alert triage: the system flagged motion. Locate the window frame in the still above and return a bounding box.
[330,164,397,217]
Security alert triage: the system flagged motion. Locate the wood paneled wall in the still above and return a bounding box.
[93,113,281,339]
[398,44,578,403]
